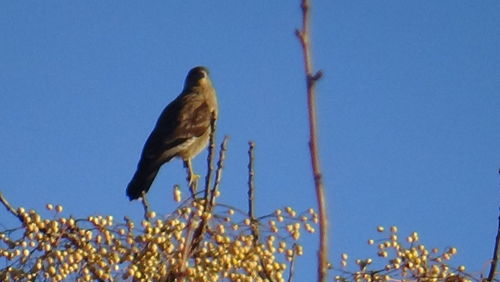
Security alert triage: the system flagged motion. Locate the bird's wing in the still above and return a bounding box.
[139,91,212,167]
[173,93,213,138]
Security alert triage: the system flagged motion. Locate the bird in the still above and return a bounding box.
[126,66,218,201]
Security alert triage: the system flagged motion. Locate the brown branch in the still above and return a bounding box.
[208,136,229,208]
[204,113,218,201]
[0,191,21,221]
[187,137,229,260]
[295,0,329,281]
[247,141,260,240]
[247,141,256,219]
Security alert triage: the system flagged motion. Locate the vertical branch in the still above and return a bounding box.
[487,212,500,281]
[246,141,271,280]
[287,244,298,282]
[295,0,329,281]
[487,169,500,281]
[204,114,218,200]
[189,137,229,257]
[248,141,256,220]
[176,212,199,281]
[209,136,229,208]
[247,141,259,241]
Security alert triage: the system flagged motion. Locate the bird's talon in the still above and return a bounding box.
[188,173,200,187]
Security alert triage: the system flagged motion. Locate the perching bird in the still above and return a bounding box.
[126,66,218,200]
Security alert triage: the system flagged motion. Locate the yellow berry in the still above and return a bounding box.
[448,247,457,255]
[173,185,182,202]
[147,211,156,219]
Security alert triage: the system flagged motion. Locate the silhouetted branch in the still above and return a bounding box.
[247,141,256,219]
[487,169,500,281]
[295,0,329,281]
[0,191,21,222]
[487,211,500,281]
[247,141,259,241]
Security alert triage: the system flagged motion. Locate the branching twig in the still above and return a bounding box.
[295,0,329,281]
[189,137,229,259]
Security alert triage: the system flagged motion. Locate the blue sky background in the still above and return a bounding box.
[1,1,499,280]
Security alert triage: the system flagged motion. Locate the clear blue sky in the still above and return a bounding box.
[1,1,499,279]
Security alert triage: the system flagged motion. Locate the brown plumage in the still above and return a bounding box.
[126,66,218,200]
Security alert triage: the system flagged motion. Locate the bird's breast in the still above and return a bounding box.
[177,129,211,161]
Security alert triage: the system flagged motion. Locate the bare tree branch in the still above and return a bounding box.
[287,243,298,282]
[209,136,229,208]
[187,137,229,268]
[247,141,256,219]
[295,0,329,281]
[0,191,21,221]
[204,113,218,201]
[486,169,500,281]
[247,141,259,241]
[487,216,500,281]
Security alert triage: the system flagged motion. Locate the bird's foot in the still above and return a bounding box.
[188,173,200,197]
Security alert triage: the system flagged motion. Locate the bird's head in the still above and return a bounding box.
[184,66,211,88]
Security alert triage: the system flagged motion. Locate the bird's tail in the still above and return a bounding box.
[126,167,160,200]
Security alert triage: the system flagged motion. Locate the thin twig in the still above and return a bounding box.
[487,169,500,281]
[204,113,218,201]
[247,141,259,242]
[288,244,298,282]
[295,0,329,281]
[209,136,229,208]
[0,192,21,221]
[248,141,256,219]
[487,211,500,281]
